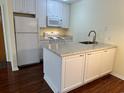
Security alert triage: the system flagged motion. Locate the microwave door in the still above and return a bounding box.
[47,17,61,27]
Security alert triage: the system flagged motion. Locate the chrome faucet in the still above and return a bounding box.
[88,30,96,43]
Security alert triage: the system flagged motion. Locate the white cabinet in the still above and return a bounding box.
[43,47,116,93]
[13,0,22,12]
[84,48,116,84]
[36,0,47,28]
[63,54,85,92]
[84,51,102,83]
[61,3,70,28]
[47,0,62,18]
[100,48,116,76]
[47,0,70,28]
[43,49,85,93]
[13,0,36,14]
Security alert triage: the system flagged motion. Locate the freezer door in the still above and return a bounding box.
[16,33,40,66]
[14,16,38,33]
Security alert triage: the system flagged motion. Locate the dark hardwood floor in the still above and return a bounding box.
[0,62,53,93]
[69,75,124,93]
[0,63,124,93]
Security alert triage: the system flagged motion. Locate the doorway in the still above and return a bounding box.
[0,6,6,64]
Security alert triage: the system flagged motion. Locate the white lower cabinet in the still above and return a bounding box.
[63,54,85,92]
[100,48,116,76]
[84,51,102,84]
[84,48,116,84]
[43,48,116,93]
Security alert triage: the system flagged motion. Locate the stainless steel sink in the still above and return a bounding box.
[79,41,98,44]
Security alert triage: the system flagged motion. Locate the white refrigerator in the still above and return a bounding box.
[14,16,40,66]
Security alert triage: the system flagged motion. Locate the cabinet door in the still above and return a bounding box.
[84,51,102,84]
[61,3,70,28]
[36,0,47,28]
[13,0,36,14]
[47,0,58,17]
[100,48,116,76]
[13,0,23,12]
[64,54,85,91]
[47,0,63,18]
[57,2,63,19]
[24,0,36,14]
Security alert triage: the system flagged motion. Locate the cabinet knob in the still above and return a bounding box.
[104,50,108,52]
[80,55,84,56]
[88,54,91,55]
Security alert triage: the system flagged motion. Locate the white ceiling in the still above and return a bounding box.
[56,0,81,4]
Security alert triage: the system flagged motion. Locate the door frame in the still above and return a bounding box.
[0,4,9,61]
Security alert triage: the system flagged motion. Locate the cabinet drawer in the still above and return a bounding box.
[65,54,84,60]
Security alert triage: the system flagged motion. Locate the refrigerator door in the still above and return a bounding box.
[16,33,40,66]
[14,16,38,33]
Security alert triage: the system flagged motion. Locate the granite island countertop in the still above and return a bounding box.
[44,42,117,57]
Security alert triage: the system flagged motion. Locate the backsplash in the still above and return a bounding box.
[40,27,70,37]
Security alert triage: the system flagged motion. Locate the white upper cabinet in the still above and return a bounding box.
[61,3,70,28]
[36,0,47,28]
[47,0,62,17]
[47,0,70,28]
[13,0,70,28]
[13,0,36,14]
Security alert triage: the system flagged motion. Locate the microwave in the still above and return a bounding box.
[47,16,62,27]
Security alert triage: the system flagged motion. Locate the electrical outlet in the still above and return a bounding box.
[108,37,111,41]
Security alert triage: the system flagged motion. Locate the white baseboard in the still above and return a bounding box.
[111,72,124,80]
[12,66,19,71]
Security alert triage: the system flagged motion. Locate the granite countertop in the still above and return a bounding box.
[44,42,117,57]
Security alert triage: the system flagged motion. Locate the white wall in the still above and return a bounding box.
[70,0,124,76]
[0,0,18,71]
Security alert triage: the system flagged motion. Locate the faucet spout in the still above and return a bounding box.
[88,30,96,43]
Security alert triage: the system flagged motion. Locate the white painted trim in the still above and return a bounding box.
[63,83,83,93]
[0,4,9,61]
[12,66,19,71]
[44,75,58,93]
[4,0,19,71]
[111,72,124,80]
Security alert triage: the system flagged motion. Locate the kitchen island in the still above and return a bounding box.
[43,42,116,93]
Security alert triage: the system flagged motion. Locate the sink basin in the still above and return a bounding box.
[79,41,98,44]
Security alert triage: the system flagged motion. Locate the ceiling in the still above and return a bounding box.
[56,0,81,4]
